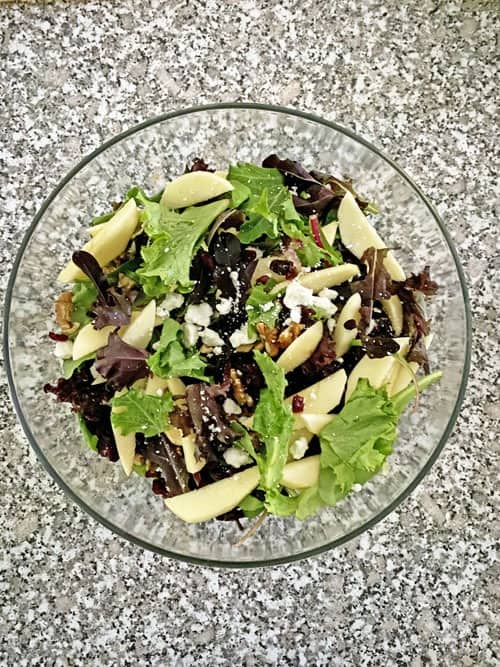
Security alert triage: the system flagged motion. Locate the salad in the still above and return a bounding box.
[45,155,440,527]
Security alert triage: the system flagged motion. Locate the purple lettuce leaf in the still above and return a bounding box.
[95,332,150,389]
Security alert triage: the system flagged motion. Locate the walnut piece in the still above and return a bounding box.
[54,291,79,335]
[230,368,254,407]
[278,322,305,349]
[256,322,280,357]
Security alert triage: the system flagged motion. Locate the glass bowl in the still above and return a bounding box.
[4,104,471,567]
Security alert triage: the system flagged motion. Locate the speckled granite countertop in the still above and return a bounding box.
[1,1,498,664]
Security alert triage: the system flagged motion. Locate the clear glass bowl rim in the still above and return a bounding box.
[3,103,472,568]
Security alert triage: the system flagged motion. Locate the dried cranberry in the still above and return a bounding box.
[301,307,316,327]
[49,331,68,342]
[343,319,357,330]
[256,275,270,285]
[285,265,298,280]
[98,443,119,462]
[145,468,159,478]
[270,259,293,276]
[292,395,305,413]
[152,478,168,496]
[199,252,215,272]
[193,472,203,487]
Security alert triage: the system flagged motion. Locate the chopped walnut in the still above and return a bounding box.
[230,368,254,407]
[256,322,280,357]
[278,322,305,349]
[54,291,79,335]
[117,273,136,290]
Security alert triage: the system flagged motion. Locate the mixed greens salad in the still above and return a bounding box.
[45,155,440,527]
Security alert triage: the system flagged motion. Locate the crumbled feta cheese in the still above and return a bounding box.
[311,296,337,317]
[200,328,224,347]
[290,307,302,323]
[223,447,252,468]
[222,398,242,415]
[54,340,73,359]
[284,281,314,309]
[352,483,363,493]
[229,270,240,291]
[182,322,200,347]
[185,303,213,327]
[216,297,233,315]
[326,317,336,333]
[261,301,274,312]
[156,388,164,397]
[157,293,184,318]
[213,346,223,355]
[229,323,257,348]
[318,288,338,300]
[290,436,309,460]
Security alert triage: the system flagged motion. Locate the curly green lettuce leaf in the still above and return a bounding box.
[228,163,301,243]
[137,199,230,295]
[111,387,174,437]
[77,413,98,452]
[62,352,95,380]
[71,282,98,328]
[252,351,294,502]
[239,494,265,519]
[148,318,209,381]
[246,281,281,336]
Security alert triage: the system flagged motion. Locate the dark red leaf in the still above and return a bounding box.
[146,434,189,497]
[401,266,439,296]
[302,333,337,377]
[351,247,393,335]
[95,333,150,389]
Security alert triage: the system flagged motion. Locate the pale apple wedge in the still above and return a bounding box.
[293,413,333,435]
[181,433,206,474]
[121,299,156,349]
[111,425,136,477]
[58,199,139,282]
[145,374,170,397]
[286,369,347,413]
[88,221,108,236]
[161,171,234,209]
[388,361,419,396]
[382,294,404,336]
[338,192,405,281]
[321,220,338,245]
[277,321,323,373]
[281,455,320,490]
[164,466,260,523]
[333,292,362,357]
[298,264,359,293]
[72,323,114,360]
[345,337,409,400]
[167,377,187,396]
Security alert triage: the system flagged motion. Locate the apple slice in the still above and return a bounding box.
[72,323,114,360]
[345,337,409,400]
[382,294,404,336]
[121,299,156,349]
[277,321,323,373]
[88,222,108,237]
[333,292,362,357]
[321,220,338,245]
[298,264,360,293]
[338,192,406,281]
[161,171,234,209]
[286,369,347,413]
[293,412,333,435]
[281,455,320,490]
[164,466,259,523]
[180,433,206,474]
[58,199,139,283]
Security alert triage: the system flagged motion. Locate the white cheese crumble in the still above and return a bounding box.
[155,388,164,397]
[182,322,200,347]
[311,296,337,317]
[185,303,213,327]
[290,307,302,323]
[216,297,233,315]
[284,282,314,309]
[223,447,252,468]
[200,328,224,347]
[229,323,257,348]
[157,293,184,318]
[290,436,309,460]
[326,317,337,334]
[222,398,242,415]
[54,340,73,359]
[318,288,338,300]
[261,301,274,312]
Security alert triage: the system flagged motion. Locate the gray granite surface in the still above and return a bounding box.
[0,0,498,665]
